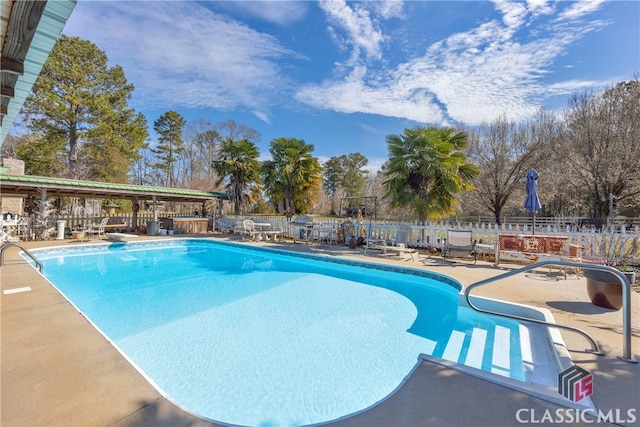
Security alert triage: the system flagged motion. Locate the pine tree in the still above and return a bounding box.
[23,35,148,181]
[152,110,186,187]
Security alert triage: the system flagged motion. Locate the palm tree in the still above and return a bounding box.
[383,127,479,222]
[261,137,323,219]
[212,138,262,215]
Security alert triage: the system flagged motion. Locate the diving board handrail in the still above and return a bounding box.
[0,242,43,272]
[464,261,636,363]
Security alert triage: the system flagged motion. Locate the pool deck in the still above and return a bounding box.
[2,234,639,427]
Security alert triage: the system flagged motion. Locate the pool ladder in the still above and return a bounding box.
[0,242,43,272]
[464,260,636,363]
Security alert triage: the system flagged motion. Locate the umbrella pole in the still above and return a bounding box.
[532,212,535,235]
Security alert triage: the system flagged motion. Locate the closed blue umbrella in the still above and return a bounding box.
[524,169,542,234]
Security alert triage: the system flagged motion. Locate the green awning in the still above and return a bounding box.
[0,173,228,203]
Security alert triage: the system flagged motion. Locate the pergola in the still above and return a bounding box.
[0,173,228,228]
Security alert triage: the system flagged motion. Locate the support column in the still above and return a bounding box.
[153,196,158,222]
[132,198,139,232]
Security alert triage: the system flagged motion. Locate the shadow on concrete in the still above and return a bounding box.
[546,300,615,315]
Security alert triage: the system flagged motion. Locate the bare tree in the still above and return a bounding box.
[176,119,261,193]
[130,146,159,186]
[366,167,413,220]
[558,79,640,220]
[180,119,221,190]
[467,111,556,224]
[214,120,261,144]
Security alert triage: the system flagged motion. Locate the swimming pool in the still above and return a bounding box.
[31,239,571,426]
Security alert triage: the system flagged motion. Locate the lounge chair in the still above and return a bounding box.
[84,217,109,239]
[0,228,20,243]
[313,226,338,245]
[365,226,418,261]
[217,217,237,233]
[442,229,477,264]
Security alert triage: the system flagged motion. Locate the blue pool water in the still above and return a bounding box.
[34,239,532,426]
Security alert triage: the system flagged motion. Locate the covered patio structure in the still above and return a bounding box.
[0,173,228,235]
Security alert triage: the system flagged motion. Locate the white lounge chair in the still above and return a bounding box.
[365,226,418,261]
[217,217,238,233]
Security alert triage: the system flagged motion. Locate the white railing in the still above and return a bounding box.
[465,261,636,362]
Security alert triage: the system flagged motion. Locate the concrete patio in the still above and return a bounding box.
[1,235,638,426]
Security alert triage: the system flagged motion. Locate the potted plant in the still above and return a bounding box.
[583,231,637,310]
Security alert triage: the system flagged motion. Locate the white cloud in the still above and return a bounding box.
[525,0,553,17]
[557,0,606,21]
[64,1,295,111]
[545,79,612,95]
[252,110,271,124]
[62,0,624,134]
[367,157,386,174]
[298,1,615,126]
[319,0,385,61]
[492,0,529,31]
[215,1,309,25]
[296,65,445,123]
[373,1,406,19]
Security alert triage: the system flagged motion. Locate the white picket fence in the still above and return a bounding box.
[240,215,640,260]
[36,212,640,260]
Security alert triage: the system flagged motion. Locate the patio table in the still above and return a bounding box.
[252,222,271,241]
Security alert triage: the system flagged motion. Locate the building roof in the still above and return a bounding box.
[1,0,76,143]
[0,173,228,203]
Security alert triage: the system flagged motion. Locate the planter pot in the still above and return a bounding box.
[584,268,635,310]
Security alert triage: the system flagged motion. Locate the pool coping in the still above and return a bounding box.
[30,237,465,292]
[2,235,638,426]
[27,238,594,419]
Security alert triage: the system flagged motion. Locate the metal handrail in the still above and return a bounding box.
[464,260,637,363]
[0,242,43,272]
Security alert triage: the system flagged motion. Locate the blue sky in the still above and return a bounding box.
[59,0,639,170]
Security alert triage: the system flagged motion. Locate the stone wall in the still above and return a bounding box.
[1,157,25,214]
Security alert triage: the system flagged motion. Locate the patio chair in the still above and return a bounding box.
[319,226,339,245]
[241,219,261,241]
[84,217,109,239]
[365,226,418,261]
[442,229,477,264]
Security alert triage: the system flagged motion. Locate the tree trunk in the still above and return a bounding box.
[69,123,79,179]
[494,209,502,225]
[285,186,294,219]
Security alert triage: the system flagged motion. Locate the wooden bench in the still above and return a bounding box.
[103,217,128,232]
